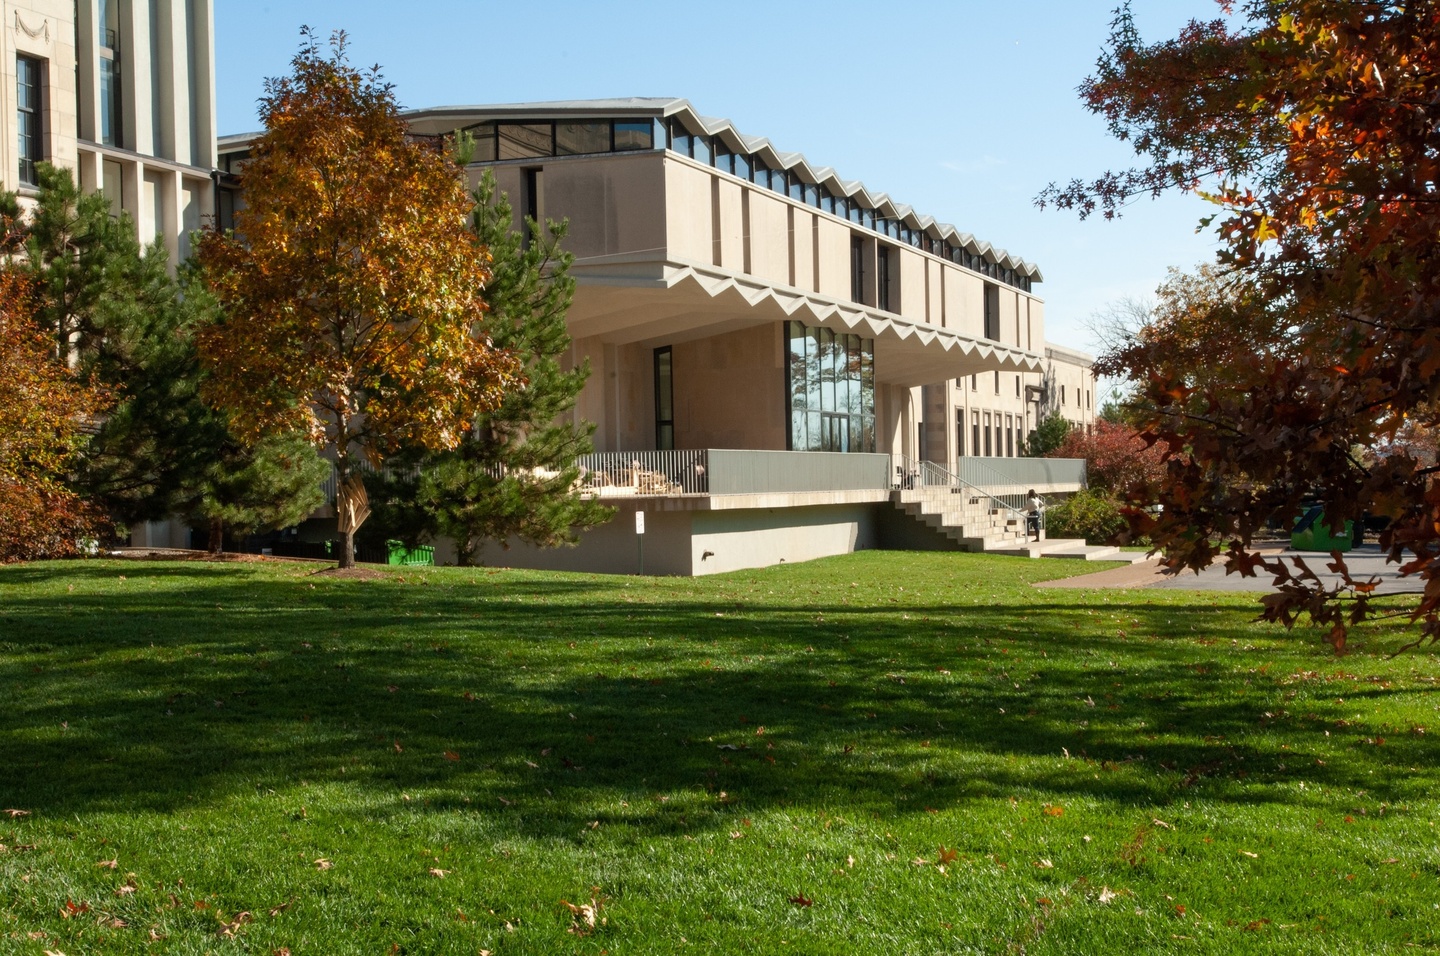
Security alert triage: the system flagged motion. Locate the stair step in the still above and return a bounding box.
[1038,545,1148,563]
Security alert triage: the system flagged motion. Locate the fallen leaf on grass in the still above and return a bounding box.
[524,760,539,769]
[1036,897,1052,906]
[788,893,814,907]
[218,911,252,938]
[115,884,136,897]
[1381,858,1400,864]
[1098,886,1118,904]
[59,900,89,919]
[1152,818,1174,830]
[443,750,461,761]
[1239,850,1259,859]
[428,868,449,878]
[313,858,333,870]
[1043,805,1064,817]
[44,950,66,956]
[274,949,292,956]
[1244,919,1271,931]
[561,896,604,936]
[95,858,118,869]
[4,809,30,818]
[937,846,959,866]
[1033,859,1054,869]
[268,900,293,917]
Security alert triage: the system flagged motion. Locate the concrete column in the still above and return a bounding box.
[190,0,215,168]
[160,167,181,264]
[77,149,99,192]
[123,157,146,241]
[121,0,153,154]
[75,0,99,142]
[155,0,185,162]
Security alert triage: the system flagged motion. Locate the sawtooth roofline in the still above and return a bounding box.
[219,97,1043,283]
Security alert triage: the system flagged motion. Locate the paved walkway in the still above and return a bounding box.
[1035,544,1422,595]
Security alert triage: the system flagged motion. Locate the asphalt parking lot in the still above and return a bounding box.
[1039,544,1422,595]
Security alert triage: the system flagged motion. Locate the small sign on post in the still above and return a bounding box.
[635,509,645,575]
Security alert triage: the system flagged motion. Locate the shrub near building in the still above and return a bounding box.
[1046,419,1169,544]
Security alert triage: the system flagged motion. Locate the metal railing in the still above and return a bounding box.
[575,450,710,496]
[895,456,1044,536]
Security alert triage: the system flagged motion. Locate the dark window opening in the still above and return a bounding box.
[654,346,674,450]
[983,283,1001,340]
[876,246,891,312]
[17,55,42,185]
[850,236,866,305]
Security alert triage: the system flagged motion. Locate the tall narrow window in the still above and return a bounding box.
[983,412,993,457]
[876,246,891,312]
[1005,414,1014,457]
[99,0,122,147]
[522,167,541,248]
[983,283,1001,340]
[971,411,980,459]
[16,56,42,186]
[955,408,965,458]
[654,346,674,450]
[850,236,866,304]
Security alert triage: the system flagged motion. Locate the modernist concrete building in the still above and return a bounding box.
[219,98,1102,574]
[4,1,216,262]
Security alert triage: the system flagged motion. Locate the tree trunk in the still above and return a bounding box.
[209,518,225,556]
[334,458,370,570]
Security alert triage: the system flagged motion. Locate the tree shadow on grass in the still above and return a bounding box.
[2,563,1436,843]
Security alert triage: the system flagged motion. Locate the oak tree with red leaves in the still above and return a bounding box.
[197,31,519,568]
[1040,1,1440,650]
[0,271,109,561]
[1051,418,1169,504]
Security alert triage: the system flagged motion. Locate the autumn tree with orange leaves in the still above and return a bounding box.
[1040,1,1440,650]
[0,271,109,561]
[198,31,518,568]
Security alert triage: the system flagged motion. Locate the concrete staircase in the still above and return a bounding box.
[892,486,1147,563]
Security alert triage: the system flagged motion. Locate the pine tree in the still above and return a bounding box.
[192,433,329,554]
[407,170,611,565]
[1024,412,1071,457]
[19,164,222,528]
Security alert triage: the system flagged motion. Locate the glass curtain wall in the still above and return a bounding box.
[785,320,876,453]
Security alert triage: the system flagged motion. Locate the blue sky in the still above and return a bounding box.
[214,1,1228,360]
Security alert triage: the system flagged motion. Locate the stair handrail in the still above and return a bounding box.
[893,456,1039,536]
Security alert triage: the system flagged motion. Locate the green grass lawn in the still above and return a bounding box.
[1,553,1437,955]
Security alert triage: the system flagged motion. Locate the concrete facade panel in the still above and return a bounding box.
[745,189,791,287]
[897,247,925,320]
[673,324,785,451]
[664,158,713,263]
[715,176,743,270]
[815,217,850,299]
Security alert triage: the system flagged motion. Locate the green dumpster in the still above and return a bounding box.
[1290,511,1353,552]
[386,540,435,566]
